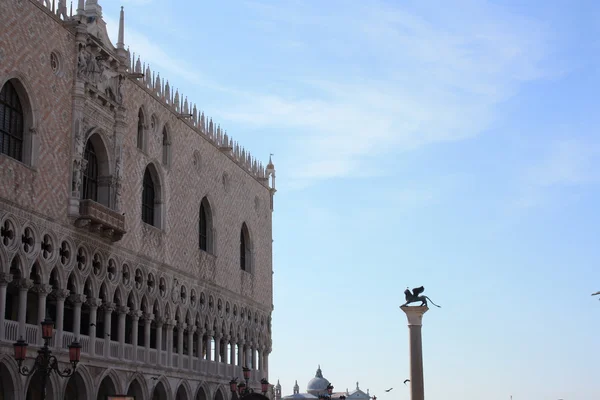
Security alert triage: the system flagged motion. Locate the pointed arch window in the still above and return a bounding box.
[137,108,144,150]
[240,223,251,272]
[198,197,213,253]
[142,168,155,225]
[199,203,208,251]
[0,81,24,161]
[162,126,170,166]
[81,140,98,201]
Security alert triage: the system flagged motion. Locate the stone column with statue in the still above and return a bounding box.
[400,286,441,400]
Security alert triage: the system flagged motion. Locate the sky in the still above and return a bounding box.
[99,1,600,399]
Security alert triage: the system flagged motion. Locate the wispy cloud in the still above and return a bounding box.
[105,1,557,184]
[515,138,600,209]
[214,1,556,181]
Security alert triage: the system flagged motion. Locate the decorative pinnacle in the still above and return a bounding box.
[117,6,125,49]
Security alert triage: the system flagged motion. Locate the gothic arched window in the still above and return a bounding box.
[137,108,144,150]
[0,81,24,161]
[199,197,213,253]
[199,202,208,251]
[142,168,155,225]
[81,140,98,201]
[162,127,170,166]
[240,223,251,272]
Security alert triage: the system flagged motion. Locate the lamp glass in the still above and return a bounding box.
[243,367,251,380]
[68,341,82,363]
[13,339,27,361]
[41,318,54,340]
[261,381,269,393]
[230,380,239,393]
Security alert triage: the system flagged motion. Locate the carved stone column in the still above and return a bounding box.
[400,306,429,400]
[117,305,129,359]
[165,319,175,367]
[102,302,116,357]
[0,272,13,340]
[69,293,87,341]
[238,339,245,369]
[16,279,33,339]
[177,322,186,368]
[229,337,236,365]
[53,289,70,348]
[196,326,204,371]
[187,325,196,370]
[143,312,154,362]
[130,309,142,362]
[205,330,213,362]
[155,317,164,366]
[86,297,102,355]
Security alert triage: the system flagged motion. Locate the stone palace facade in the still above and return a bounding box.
[0,0,276,399]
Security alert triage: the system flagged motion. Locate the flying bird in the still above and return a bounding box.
[151,377,159,381]
[592,291,600,300]
[90,323,96,327]
[385,388,393,392]
[403,380,410,385]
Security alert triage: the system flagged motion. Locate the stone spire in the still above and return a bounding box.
[294,380,299,394]
[85,0,102,19]
[77,0,85,16]
[117,6,125,49]
[315,365,323,378]
[275,380,282,400]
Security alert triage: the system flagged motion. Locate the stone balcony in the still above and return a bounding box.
[75,199,126,242]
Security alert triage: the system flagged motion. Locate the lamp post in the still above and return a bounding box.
[13,317,82,400]
[229,366,270,398]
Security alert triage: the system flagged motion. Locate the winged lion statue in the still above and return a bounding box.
[402,286,441,308]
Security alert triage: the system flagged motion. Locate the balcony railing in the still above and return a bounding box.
[75,199,126,242]
[1,322,268,380]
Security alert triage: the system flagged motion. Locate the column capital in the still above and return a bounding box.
[117,306,130,315]
[0,272,13,285]
[53,289,71,301]
[165,318,176,328]
[176,322,187,331]
[33,284,53,295]
[400,306,429,326]
[142,312,155,322]
[101,302,117,313]
[155,316,165,326]
[69,293,87,304]
[16,278,34,290]
[188,325,197,333]
[86,297,103,308]
[129,309,143,319]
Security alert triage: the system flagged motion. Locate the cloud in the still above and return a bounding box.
[514,138,600,209]
[104,1,557,184]
[213,1,556,181]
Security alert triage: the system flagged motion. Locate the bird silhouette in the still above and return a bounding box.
[151,377,159,381]
[90,323,96,327]
[384,388,393,392]
[105,333,110,337]
[592,291,600,300]
[403,380,410,385]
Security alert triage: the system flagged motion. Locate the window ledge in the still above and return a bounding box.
[74,199,126,242]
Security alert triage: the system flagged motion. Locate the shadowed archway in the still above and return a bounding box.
[97,375,117,400]
[0,359,18,400]
[152,381,168,400]
[127,378,146,400]
[65,371,89,400]
[26,370,56,400]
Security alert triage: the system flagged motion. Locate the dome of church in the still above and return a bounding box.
[306,366,330,395]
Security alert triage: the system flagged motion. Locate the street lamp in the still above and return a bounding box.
[13,317,82,400]
[229,367,271,397]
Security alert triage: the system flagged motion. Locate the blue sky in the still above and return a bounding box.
[101,0,600,398]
